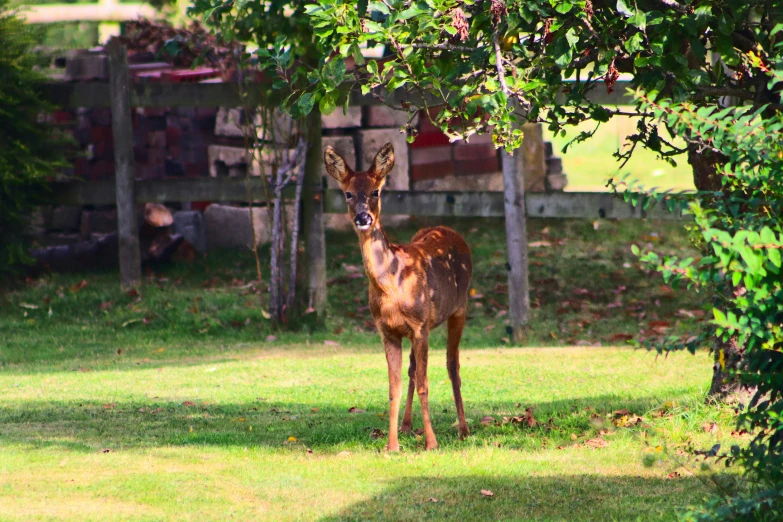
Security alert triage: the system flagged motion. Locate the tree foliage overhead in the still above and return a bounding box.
[302,0,782,156]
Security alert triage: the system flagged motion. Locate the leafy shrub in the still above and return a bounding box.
[0,0,69,277]
[631,86,783,519]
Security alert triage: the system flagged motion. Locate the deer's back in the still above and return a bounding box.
[409,226,472,324]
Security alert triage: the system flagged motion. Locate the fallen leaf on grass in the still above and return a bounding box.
[428,498,440,503]
[337,451,352,458]
[480,415,495,426]
[103,403,116,409]
[311,407,320,413]
[585,437,608,449]
[348,407,366,413]
[265,335,277,342]
[609,333,633,342]
[182,401,196,407]
[101,448,112,453]
[370,428,385,440]
[529,241,551,248]
[324,340,340,346]
[667,472,681,479]
[70,280,88,293]
[480,489,494,498]
[287,436,297,442]
[702,422,719,434]
[99,301,113,311]
[18,303,39,309]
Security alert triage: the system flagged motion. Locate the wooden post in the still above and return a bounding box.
[106,39,141,290]
[301,109,327,319]
[502,131,532,343]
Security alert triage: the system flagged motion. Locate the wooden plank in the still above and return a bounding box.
[51,180,686,220]
[40,81,635,109]
[502,122,531,343]
[23,2,155,24]
[107,40,141,290]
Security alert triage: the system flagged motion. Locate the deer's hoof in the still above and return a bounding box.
[458,426,470,439]
[400,423,412,434]
[425,441,439,451]
[386,442,400,452]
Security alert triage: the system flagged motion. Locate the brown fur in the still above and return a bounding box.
[324,142,472,451]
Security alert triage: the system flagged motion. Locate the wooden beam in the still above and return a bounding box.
[22,2,155,24]
[49,179,685,219]
[40,81,635,109]
[502,116,532,343]
[107,40,141,290]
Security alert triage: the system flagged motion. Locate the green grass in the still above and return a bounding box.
[546,108,695,192]
[0,219,743,521]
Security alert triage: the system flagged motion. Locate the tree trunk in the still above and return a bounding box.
[687,145,743,401]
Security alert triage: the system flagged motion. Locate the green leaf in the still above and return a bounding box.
[554,2,573,14]
[625,33,644,54]
[616,0,633,17]
[770,248,781,268]
[298,92,316,116]
[319,92,337,115]
[368,1,390,15]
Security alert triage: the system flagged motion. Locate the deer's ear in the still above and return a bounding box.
[324,146,351,182]
[371,142,395,179]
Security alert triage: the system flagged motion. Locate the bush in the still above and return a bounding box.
[631,89,783,519]
[0,0,69,277]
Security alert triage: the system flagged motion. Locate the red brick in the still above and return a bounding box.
[409,132,451,149]
[148,131,166,148]
[165,126,181,147]
[133,145,148,163]
[148,147,166,165]
[135,164,164,180]
[92,141,114,161]
[455,157,500,175]
[91,160,114,180]
[74,158,91,179]
[89,126,113,144]
[411,145,452,165]
[453,143,497,161]
[184,162,203,177]
[52,110,74,124]
[411,161,454,181]
[167,145,181,160]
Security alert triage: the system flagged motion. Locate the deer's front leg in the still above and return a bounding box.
[401,347,416,434]
[413,328,437,450]
[381,329,403,451]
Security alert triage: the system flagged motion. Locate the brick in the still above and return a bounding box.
[322,106,362,129]
[165,158,185,177]
[74,158,91,179]
[321,136,357,189]
[92,141,113,161]
[411,161,454,182]
[148,131,167,148]
[455,157,500,176]
[184,162,202,177]
[167,145,181,160]
[410,145,452,165]
[409,132,450,149]
[166,126,182,147]
[148,147,166,165]
[133,145,148,163]
[52,110,74,124]
[453,143,497,161]
[138,107,167,118]
[89,108,112,127]
[146,116,167,132]
[91,160,114,180]
[50,206,81,231]
[357,129,409,190]
[545,141,554,158]
[136,164,164,180]
[546,156,563,175]
[73,128,91,147]
[89,126,112,144]
[364,105,415,128]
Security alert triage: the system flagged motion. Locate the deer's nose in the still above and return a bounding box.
[354,212,373,228]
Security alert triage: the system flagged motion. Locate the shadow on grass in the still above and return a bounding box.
[317,474,707,521]
[0,393,694,453]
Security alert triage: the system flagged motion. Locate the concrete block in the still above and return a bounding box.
[322,106,362,129]
[205,204,270,249]
[411,145,452,165]
[357,129,409,190]
[321,136,357,189]
[208,144,293,178]
[365,105,416,129]
[546,156,563,175]
[174,211,207,252]
[50,206,81,231]
[545,174,568,192]
[80,209,117,238]
[214,107,293,143]
[203,203,295,250]
[413,173,504,192]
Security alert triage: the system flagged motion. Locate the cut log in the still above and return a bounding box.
[29,203,184,275]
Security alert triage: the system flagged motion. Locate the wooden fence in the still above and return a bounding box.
[41,43,677,340]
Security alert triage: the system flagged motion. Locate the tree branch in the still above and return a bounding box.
[692,86,756,101]
[411,43,478,53]
[655,0,689,14]
[492,30,510,97]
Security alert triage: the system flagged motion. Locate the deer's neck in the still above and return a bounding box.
[359,225,399,292]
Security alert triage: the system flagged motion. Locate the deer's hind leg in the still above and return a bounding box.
[447,309,469,439]
[381,329,404,452]
[401,347,416,434]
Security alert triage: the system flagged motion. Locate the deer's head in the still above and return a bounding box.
[324,142,395,232]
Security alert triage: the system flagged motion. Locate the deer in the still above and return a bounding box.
[324,142,472,451]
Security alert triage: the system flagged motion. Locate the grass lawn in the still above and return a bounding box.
[0,218,743,521]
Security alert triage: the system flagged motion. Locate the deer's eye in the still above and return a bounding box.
[372,190,379,198]
[345,192,354,200]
